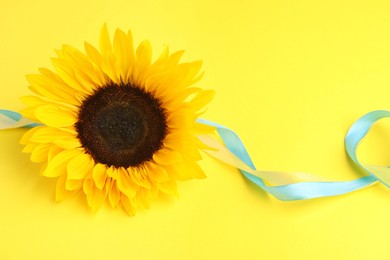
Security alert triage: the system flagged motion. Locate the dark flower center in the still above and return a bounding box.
[76,83,167,168]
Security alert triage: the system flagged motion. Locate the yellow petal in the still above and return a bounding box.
[47,145,64,161]
[193,122,216,134]
[53,137,81,149]
[121,194,136,216]
[181,147,203,161]
[149,185,160,200]
[85,42,104,68]
[136,40,152,69]
[164,50,186,68]
[92,163,107,190]
[22,143,37,153]
[153,72,184,98]
[73,70,97,94]
[116,168,137,198]
[142,71,171,93]
[129,167,151,189]
[163,132,196,151]
[185,60,203,84]
[20,126,44,145]
[26,74,79,105]
[152,149,183,165]
[134,189,151,209]
[84,40,116,83]
[133,40,152,84]
[29,126,76,143]
[152,45,170,66]
[166,109,195,130]
[156,180,178,197]
[60,44,105,87]
[86,183,107,213]
[144,162,170,183]
[106,166,119,179]
[188,90,216,112]
[108,181,121,207]
[99,23,112,54]
[20,95,48,107]
[113,28,134,81]
[66,152,93,180]
[163,164,192,181]
[65,178,83,191]
[38,67,65,82]
[83,176,95,195]
[56,174,77,201]
[51,58,92,95]
[36,66,88,101]
[42,149,81,177]
[160,87,201,110]
[101,51,119,83]
[30,143,52,163]
[19,107,40,122]
[169,63,192,87]
[35,104,77,128]
[183,161,207,179]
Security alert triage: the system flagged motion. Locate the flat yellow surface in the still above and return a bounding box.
[2,0,390,259]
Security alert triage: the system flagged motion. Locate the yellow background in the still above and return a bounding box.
[2,0,390,259]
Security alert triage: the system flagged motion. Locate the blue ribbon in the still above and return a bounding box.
[1,109,389,200]
[0,109,40,129]
[344,110,390,187]
[200,110,390,200]
[198,119,377,200]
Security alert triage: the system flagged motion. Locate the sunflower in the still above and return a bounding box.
[20,25,214,215]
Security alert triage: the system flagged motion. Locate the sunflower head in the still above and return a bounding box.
[20,25,214,215]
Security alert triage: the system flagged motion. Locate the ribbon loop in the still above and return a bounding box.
[345,110,390,187]
[198,118,377,201]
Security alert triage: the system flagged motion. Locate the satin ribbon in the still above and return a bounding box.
[0,110,39,129]
[1,109,389,200]
[197,119,377,200]
[344,110,390,187]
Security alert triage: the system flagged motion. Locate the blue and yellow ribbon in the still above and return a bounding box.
[1,109,390,200]
[199,111,390,200]
[198,119,376,200]
[0,110,39,129]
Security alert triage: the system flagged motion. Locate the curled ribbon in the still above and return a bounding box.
[198,119,376,200]
[344,110,390,187]
[1,109,389,200]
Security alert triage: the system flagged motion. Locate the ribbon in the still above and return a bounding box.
[198,119,376,200]
[1,109,389,200]
[0,110,39,129]
[344,110,390,187]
